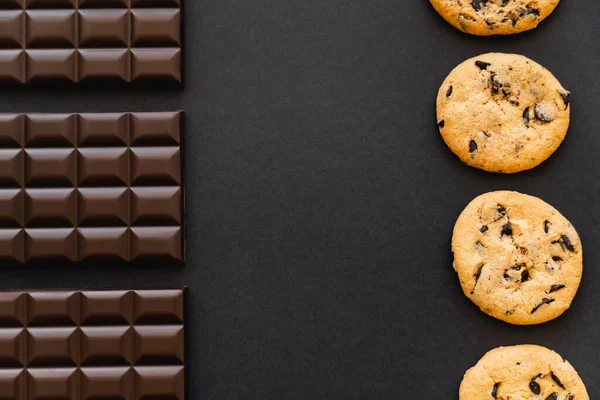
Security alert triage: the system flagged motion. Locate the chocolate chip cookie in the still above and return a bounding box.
[460,345,589,400]
[452,191,582,325]
[430,0,561,35]
[437,53,570,173]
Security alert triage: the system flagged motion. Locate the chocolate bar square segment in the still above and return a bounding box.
[78,0,130,7]
[26,327,78,367]
[133,325,184,365]
[24,148,77,187]
[26,10,76,48]
[25,0,76,9]
[78,9,129,48]
[131,147,180,186]
[131,0,180,6]
[78,188,130,226]
[80,367,133,400]
[81,326,133,366]
[25,228,77,261]
[0,0,24,10]
[78,227,130,261]
[0,190,24,228]
[131,48,181,82]
[80,290,133,326]
[133,366,184,399]
[78,49,131,82]
[131,187,181,226]
[78,148,129,186]
[27,368,79,399]
[25,113,77,148]
[0,114,24,148]
[0,328,25,367]
[131,9,180,47]
[0,151,23,188]
[0,50,25,83]
[25,49,77,81]
[78,112,129,147]
[0,11,24,48]
[27,292,79,327]
[24,188,77,227]
[131,226,182,261]
[0,293,26,327]
[131,111,180,146]
[0,369,24,399]
[133,289,184,325]
[0,230,25,262]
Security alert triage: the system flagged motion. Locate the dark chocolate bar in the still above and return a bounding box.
[0,0,181,83]
[0,288,185,399]
[0,111,184,262]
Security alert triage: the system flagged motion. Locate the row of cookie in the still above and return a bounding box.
[427,2,587,398]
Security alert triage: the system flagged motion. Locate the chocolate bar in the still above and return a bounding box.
[0,111,184,262]
[0,0,181,83]
[0,288,185,399]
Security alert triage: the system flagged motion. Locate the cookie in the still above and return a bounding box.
[460,345,589,400]
[437,53,570,173]
[452,191,582,325]
[430,0,561,36]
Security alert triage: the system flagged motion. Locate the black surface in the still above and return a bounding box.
[0,1,599,398]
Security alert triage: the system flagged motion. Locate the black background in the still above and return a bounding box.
[0,1,599,398]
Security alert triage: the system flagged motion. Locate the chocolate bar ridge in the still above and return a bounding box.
[0,0,181,83]
[0,287,186,399]
[0,111,184,262]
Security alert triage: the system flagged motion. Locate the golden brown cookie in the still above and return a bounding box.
[460,345,589,400]
[437,53,570,173]
[452,191,582,325]
[430,0,561,36]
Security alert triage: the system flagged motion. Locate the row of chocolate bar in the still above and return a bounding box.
[0,1,185,259]
[0,4,190,399]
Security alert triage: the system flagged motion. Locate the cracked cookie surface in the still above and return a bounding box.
[430,0,560,35]
[460,345,589,400]
[452,191,582,325]
[437,53,570,173]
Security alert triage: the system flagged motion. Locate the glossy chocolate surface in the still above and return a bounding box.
[0,288,185,398]
[0,111,183,262]
[0,0,181,83]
